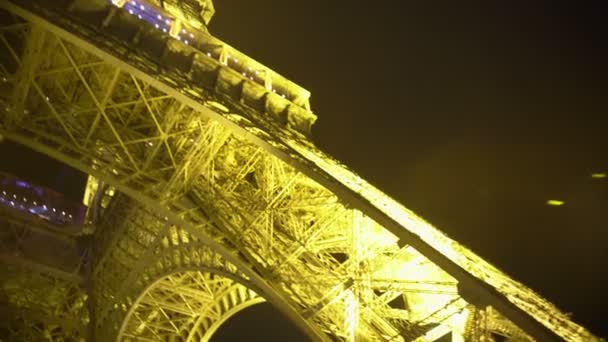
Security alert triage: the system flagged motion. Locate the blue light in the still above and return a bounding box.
[16,180,29,188]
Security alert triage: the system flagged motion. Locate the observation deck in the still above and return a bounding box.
[0,172,86,227]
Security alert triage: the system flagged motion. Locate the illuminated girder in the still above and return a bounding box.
[0,0,601,341]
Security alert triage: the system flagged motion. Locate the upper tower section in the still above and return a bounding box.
[109,0,316,135]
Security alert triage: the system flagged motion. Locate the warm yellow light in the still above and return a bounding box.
[591,173,606,179]
[344,290,358,342]
[547,200,565,206]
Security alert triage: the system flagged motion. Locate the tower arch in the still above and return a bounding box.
[118,270,263,341]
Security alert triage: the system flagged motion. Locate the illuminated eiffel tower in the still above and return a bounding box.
[0,0,600,341]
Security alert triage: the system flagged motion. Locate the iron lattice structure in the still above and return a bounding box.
[0,0,600,341]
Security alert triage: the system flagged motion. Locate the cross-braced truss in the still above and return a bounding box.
[89,195,256,341]
[122,271,262,341]
[0,0,600,341]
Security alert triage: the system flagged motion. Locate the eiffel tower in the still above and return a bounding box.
[0,0,601,341]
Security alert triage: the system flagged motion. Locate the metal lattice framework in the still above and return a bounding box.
[122,271,262,341]
[0,0,600,341]
[0,206,89,341]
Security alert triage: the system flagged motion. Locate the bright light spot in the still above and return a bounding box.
[155,23,159,28]
[162,28,167,33]
[591,173,606,179]
[157,14,162,20]
[165,19,170,24]
[184,40,189,45]
[190,33,194,38]
[137,14,142,19]
[547,200,565,206]
[139,5,144,10]
[128,9,133,14]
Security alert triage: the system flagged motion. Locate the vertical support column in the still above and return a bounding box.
[169,19,182,38]
[10,26,46,127]
[264,69,273,91]
[462,306,490,341]
[219,45,228,65]
[450,308,470,342]
[344,290,359,342]
[344,209,367,341]
[85,235,96,342]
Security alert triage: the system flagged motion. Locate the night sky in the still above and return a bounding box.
[1,0,605,340]
[210,0,608,340]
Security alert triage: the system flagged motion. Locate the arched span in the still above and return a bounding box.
[117,268,265,341]
[197,296,265,342]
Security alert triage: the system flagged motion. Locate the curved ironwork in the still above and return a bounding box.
[120,270,263,341]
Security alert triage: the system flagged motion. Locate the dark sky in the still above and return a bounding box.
[209,0,608,340]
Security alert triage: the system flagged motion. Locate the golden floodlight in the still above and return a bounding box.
[546,200,565,206]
